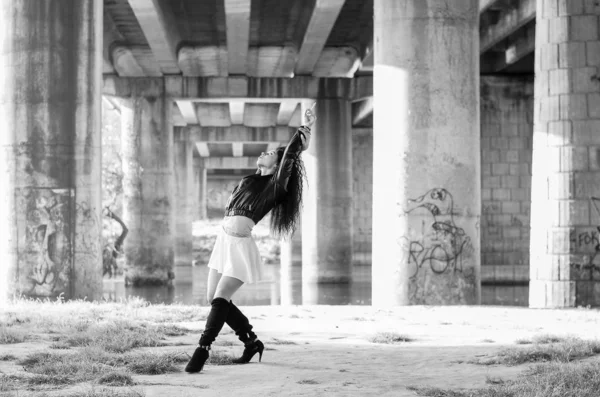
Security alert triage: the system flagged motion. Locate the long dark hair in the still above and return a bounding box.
[270,146,306,238]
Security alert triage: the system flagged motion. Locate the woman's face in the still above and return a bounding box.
[257,150,278,168]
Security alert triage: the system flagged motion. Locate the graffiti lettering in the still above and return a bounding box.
[569,197,600,280]
[398,188,473,279]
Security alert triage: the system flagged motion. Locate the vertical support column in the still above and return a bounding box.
[194,157,208,220]
[121,95,175,286]
[301,99,353,298]
[372,0,481,306]
[280,223,302,305]
[530,0,600,308]
[0,0,103,300]
[174,130,193,269]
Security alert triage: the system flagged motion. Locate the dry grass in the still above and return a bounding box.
[369,332,414,344]
[409,361,600,397]
[471,336,600,366]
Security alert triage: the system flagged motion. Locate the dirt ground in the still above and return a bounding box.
[2,305,600,396]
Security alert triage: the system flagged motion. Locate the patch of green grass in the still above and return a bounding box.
[297,379,319,385]
[15,347,188,389]
[207,350,236,366]
[124,351,186,375]
[410,361,600,397]
[50,341,72,350]
[0,353,17,361]
[97,371,136,386]
[472,337,600,366]
[369,332,414,344]
[61,320,167,353]
[516,334,568,345]
[0,326,26,344]
[213,339,237,347]
[155,324,191,337]
[269,338,297,345]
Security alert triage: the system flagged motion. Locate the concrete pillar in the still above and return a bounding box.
[121,96,175,286]
[372,0,481,306]
[0,0,103,300]
[280,225,302,305]
[530,0,600,308]
[301,99,353,291]
[174,132,193,269]
[194,157,208,220]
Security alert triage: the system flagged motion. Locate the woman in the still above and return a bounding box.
[185,106,316,373]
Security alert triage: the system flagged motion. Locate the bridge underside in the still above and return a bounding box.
[2,0,599,308]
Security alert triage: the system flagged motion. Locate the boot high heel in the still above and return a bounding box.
[232,339,264,364]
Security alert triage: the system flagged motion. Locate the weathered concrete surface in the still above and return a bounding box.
[480,76,534,284]
[529,0,600,308]
[174,134,194,268]
[102,75,373,101]
[121,96,175,286]
[0,0,103,300]
[193,157,207,221]
[302,99,353,291]
[372,0,481,306]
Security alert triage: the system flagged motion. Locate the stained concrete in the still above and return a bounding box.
[120,96,175,286]
[0,0,103,300]
[372,0,481,306]
[302,99,353,291]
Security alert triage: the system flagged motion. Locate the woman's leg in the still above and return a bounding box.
[213,275,244,301]
[206,268,222,303]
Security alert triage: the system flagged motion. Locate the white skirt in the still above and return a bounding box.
[207,217,264,284]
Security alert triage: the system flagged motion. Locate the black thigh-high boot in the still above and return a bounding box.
[226,301,264,364]
[185,297,231,373]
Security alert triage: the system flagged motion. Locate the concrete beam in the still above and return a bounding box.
[247,47,297,77]
[127,0,181,74]
[103,11,123,74]
[243,103,279,127]
[481,21,535,73]
[172,102,187,126]
[196,142,210,157]
[295,0,346,75]
[196,103,232,127]
[224,0,251,75]
[313,46,361,77]
[229,102,245,124]
[203,157,258,169]
[111,46,146,77]
[185,126,294,142]
[232,142,244,157]
[178,46,228,76]
[480,0,535,53]
[175,101,198,124]
[103,75,373,100]
[277,101,299,125]
[288,104,302,127]
[351,97,373,126]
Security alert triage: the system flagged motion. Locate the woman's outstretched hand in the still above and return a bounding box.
[304,102,316,127]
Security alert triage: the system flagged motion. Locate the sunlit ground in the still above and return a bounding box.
[2,298,600,396]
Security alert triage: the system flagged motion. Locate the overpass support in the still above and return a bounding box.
[301,100,353,301]
[0,0,103,300]
[372,0,481,306]
[120,95,175,286]
[530,0,600,308]
[174,132,194,269]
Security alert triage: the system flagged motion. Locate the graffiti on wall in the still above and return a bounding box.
[569,197,600,279]
[19,188,73,296]
[398,188,473,277]
[397,188,476,303]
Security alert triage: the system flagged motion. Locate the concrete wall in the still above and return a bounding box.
[352,129,373,266]
[480,76,534,284]
[206,177,239,218]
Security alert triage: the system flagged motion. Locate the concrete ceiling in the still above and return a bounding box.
[104,0,536,162]
[103,0,373,78]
